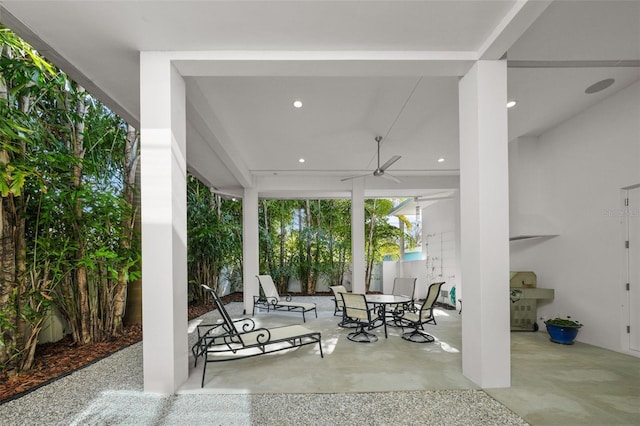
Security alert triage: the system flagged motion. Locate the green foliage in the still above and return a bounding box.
[255,197,410,293]
[545,317,582,327]
[257,199,352,293]
[0,26,140,371]
[0,25,62,371]
[187,176,242,301]
[0,28,55,76]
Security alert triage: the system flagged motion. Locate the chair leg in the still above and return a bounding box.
[347,325,379,343]
[402,329,435,343]
[401,323,435,343]
[338,316,359,328]
[201,359,207,388]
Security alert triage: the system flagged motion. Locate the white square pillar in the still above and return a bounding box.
[351,179,366,293]
[458,60,511,388]
[140,53,188,394]
[243,187,259,314]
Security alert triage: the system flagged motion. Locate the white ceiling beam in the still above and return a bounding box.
[479,0,553,60]
[172,50,477,77]
[185,79,253,188]
[256,174,459,198]
[184,119,242,191]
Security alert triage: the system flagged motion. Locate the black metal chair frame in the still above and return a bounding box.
[340,293,382,343]
[192,285,324,387]
[253,275,317,322]
[328,285,359,328]
[329,285,347,316]
[394,281,446,343]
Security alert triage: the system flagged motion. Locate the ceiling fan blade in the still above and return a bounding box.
[381,173,401,183]
[340,173,371,182]
[379,155,401,172]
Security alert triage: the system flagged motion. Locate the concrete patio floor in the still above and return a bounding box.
[183,295,640,425]
[1,295,637,425]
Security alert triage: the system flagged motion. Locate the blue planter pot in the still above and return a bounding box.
[545,323,581,344]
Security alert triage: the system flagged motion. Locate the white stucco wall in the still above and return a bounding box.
[422,199,461,307]
[510,80,640,354]
[398,259,429,299]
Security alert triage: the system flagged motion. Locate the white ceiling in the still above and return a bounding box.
[2,0,639,199]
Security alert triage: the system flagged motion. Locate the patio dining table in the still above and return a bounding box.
[365,294,411,338]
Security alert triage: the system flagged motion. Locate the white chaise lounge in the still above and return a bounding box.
[253,275,318,322]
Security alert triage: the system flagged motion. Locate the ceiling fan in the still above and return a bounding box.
[341,136,401,183]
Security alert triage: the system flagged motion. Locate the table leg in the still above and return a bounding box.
[376,304,388,338]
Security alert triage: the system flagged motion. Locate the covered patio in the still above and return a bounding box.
[2,0,638,403]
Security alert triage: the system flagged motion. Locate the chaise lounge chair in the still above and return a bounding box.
[192,285,324,387]
[253,275,318,322]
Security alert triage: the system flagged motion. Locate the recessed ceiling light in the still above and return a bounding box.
[437,158,445,163]
[507,100,517,108]
[298,158,305,163]
[585,78,615,94]
[293,100,303,108]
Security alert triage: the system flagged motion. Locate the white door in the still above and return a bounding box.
[627,187,640,353]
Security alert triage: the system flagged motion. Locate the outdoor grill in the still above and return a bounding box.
[510,271,554,332]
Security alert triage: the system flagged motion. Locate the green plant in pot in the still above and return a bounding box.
[544,317,582,345]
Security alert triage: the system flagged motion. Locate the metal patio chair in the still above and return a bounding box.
[394,281,445,343]
[340,292,381,343]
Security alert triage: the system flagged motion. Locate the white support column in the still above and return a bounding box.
[458,60,511,388]
[399,220,405,261]
[453,191,462,310]
[140,53,188,394]
[351,179,366,293]
[243,187,259,314]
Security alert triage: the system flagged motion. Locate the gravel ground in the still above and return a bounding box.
[0,300,529,425]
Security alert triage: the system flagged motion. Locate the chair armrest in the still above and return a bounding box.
[233,317,257,332]
[244,327,273,344]
[390,306,408,320]
[266,296,279,305]
[220,326,274,346]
